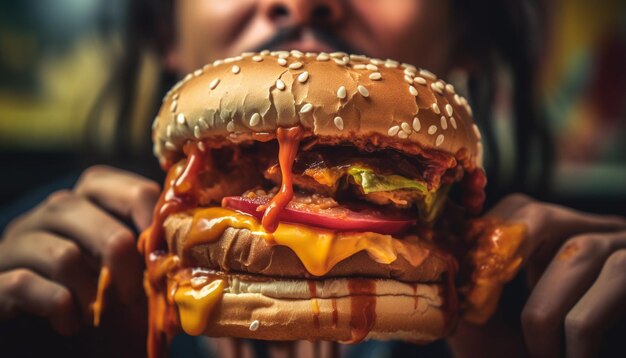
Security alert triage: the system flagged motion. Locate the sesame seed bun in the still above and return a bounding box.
[152,51,482,168]
[186,274,447,343]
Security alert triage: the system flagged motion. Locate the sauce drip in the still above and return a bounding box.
[91,266,111,327]
[347,279,376,343]
[308,281,320,329]
[261,126,303,233]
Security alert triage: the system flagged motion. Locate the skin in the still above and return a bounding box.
[1,0,625,357]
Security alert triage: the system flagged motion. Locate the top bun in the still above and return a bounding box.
[152,51,482,168]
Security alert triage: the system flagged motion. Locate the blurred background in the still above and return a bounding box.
[0,0,625,216]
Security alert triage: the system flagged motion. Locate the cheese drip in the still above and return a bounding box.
[174,279,226,335]
[185,207,430,277]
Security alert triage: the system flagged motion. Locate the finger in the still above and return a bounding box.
[0,269,80,335]
[521,232,626,358]
[0,231,98,321]
[17,192,143,304]
[488,195,626,261]
[74,165,160,231]
[564,249,626,358]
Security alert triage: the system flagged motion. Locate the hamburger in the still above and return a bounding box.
[138,51,526,357]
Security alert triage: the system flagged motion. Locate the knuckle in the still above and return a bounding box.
[50,242,82,278]
[51,288,73,312]
[76,165,112,189]
[561,235,609,259]
[506,193,534,206]
[129,181,160,203]
[521,306,552,332]
[44,190,76,211]
[3,269,35,296]
[564,312,592,341]
[605,250,626,272]
[104,228,135,260]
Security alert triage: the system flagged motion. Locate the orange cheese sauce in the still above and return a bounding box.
[91,266,111,327]
[186,206,431,277]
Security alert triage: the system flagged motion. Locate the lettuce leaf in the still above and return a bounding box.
[347,166,429,194]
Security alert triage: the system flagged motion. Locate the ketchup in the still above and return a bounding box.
[261,126,303,233]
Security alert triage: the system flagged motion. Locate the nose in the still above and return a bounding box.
[262,0,344,27]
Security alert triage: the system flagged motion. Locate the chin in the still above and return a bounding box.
[139,50,526,357]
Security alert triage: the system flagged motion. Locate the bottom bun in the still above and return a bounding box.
[174,274,449,343]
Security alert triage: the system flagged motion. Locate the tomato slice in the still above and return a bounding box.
[221,195,416,235]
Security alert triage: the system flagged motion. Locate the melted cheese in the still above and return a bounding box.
[185,207,430,277]
[91,266,111,327]
[174,279,225,335]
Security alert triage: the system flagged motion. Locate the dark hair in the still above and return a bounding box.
[452,0,553,202]
[85,0,552,200]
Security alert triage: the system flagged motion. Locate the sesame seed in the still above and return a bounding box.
[164,141,177,151]
[369,72,382,80]
[428,125,438,135]
[198,117,209,129]
[249,320,260,331]
[370,58,384,65]
[388,126,400,136]
[432,103,440,114]
[350,54,368,60]
[419,69,437,80]
[333,58,346,65]
[297,71,309,83]
[152,116,159,130]
[385,60,399,68]
[334,116,344,130]
[404,68,417,76]
[299,103,313,114]
[275,79,286,90]
[337,86,347,99]
[353,64,366,70]
[213,60,223,66]
[317,53,329,61]
[290,50,303,58]
[183,73,193,82]
[331,52,347,58]
[277,58,287,66]
[224,57,235,64]
[241,52,254,57]
[277,51,289,58]
[166,124,173,137]
[197,141,205,151]
[260,49,270,55]
[209,78,220,90]
[234,56,243,61]
[409,85,418,96]
[289,62,303,69]
[436,134,445,146]
[172,93,179,100]
[227,121,235,132]
[249,113,261,127]
[231,65,240,74]
[194,125,202,139]
[401,122,411,133]
[454,94,462,105]
[441,116,448,130]
[450,117,457,129]
[431,82,443,94]
[398,130,409,139]
[193,69,203,77]
[472,124,481,139]
[404,75,413,84]
[252,55,263,62]
[445,84,455,94]
[170,101,177,112]
[412,117,421,132]
[305,52,316,58]
[366,64,378,71]
[357,85,369,97]
[445,104,453,117]
[176,113,186,125]
[414,77,427,85]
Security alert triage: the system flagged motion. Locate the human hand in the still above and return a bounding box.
[0,166,160,355]
[449,194,626,358]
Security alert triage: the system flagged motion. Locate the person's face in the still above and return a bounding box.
[171,0,455,76]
